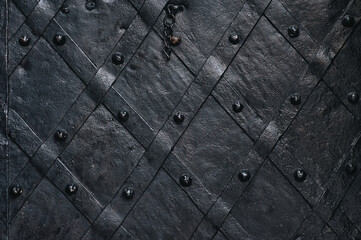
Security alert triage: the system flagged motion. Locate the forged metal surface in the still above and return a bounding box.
[1,0,361,239]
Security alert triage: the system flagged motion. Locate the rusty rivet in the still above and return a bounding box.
[290,93,302,105]
[179,174,192,187]
[55,130,67,141]
[229,33,240,44]
[345,162,357,175]
[112,53,124,65]
[342,15,355,27]
[173,112,185,124]
[232,101,244,113]
[170,36,181,46]
[61,5,70,13]
[123,187,135,199]
[19,36,31,46]
[294,169,307,182]
[66,184,78,194]
[348,92,359,104]
[86,1,96,10]
[288,25,299,38]
[10,185,23,197]
[118,111,129,122]
[238,170,251,182]
[53,34,66,46]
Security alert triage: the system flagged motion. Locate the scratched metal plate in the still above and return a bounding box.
[1,0,361,239]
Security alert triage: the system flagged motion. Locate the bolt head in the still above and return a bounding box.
[10,185,23,197]
[173,112,185,124]
[348,92,359,104]
[118,111,129,121]
[123,187,135,199]
[342,15,355,27]
[232,101,244,113]
[238,170,251,182]
[345,162,357,175]
[229,33,240,44]
[86,1,96,10]
[179,174,192,187]
[61,5,70,13]
[53,34,66,46]
[294,169,307,182]
[55,130,67,141]
[112,53,124,65]
[288,25,299,38]
[66,184,78,194]
[170,36,181,46]
[19,36,31,46]
[290,93,302,105]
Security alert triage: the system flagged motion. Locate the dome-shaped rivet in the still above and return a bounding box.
[66,184,78,194]
[238,169,251,182]
[123,187,135,199]
[55,130,67,141]
[86,1,96,10]
[348,92,359,104]
[112,53,124,65]
[288,26,299,38]
[118,111,129,122]
[345,162,357,175]
[61,5,70,13]
[179,174,192,187]
[294,169,307,182]
[173,112,185,124]
[19,36,31,46]
[232,101,244,113]
[290,93,302,105]
[229,33,240,44]
[53,34,66,46]
[10,185,23,197]
[342,15,355,27]
[170,36,181,46]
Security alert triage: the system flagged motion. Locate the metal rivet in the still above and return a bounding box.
[238,169,251,182]
[294,169,307,182]
[170,36,181,46]
[66,184,78,194]
[232,101,244,113]
[345,162,357,175]
[123,187,135,199]
[118,111,129,121]
[348,92,359,104]
[55,130,67,141]
[290,93,302,105]
[19,36,31,46]
[342,15,355,27]
[86,1,96,10]
[288,26,299,38]
[61,5,70,13]
[53,34,66,46]
[112,53,124,65]
[229,33,240,44]
[179,174,192,187]
[10,185,23,197]
[173,112,185,124]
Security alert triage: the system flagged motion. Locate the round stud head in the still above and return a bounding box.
[173,112,185,124]
[179,174,192,187]
[19,36,31,46]
[53,34,66,46]
[348,92,359,104]
[294,169,307,182]
[118,111,129,122]
[66,184,78,194]
[55,130,67,141]
[232,101,244,113]
[112,53,124,65]
[342,15,355,27]
[61,5,70,13]
[229,33,240,44]
[288,25,299,38]
[86,1,96,10]
[238,169,251,182]
[123,187,135,199]
[345,162,357,175]
[170,36,181,46]
[290,93,302,105]
[10,185,23,197]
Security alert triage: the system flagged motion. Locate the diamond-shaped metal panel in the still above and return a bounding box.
[2,0,361,239]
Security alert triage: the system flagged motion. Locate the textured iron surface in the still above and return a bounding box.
[2,0,361,239]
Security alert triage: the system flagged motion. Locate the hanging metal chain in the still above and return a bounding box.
[163,4,184,60]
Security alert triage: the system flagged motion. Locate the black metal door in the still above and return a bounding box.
[1,0,361,239]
